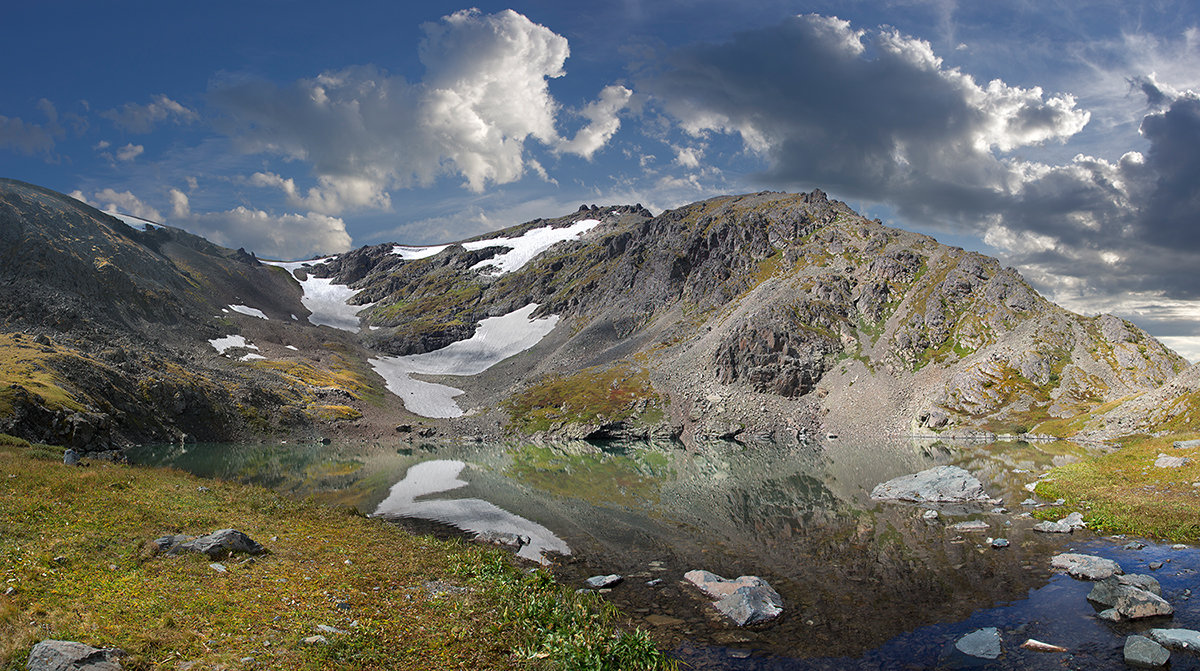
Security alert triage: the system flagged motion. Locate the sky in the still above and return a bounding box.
[2,1,1199,361]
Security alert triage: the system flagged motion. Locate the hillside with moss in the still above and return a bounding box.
[0,179,1188,451]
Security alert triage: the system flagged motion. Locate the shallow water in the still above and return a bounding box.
[128,438,1200,669]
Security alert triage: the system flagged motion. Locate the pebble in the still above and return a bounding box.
[645,578,663,587]
[1172,544,1188,550]
[302,635,327,645]
[316,625,345,634]
[991,538,1010,548]
[1125,541,1147,550]
[209,563,227,573]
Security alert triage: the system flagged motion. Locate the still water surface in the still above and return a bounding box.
[128,438,1200,669]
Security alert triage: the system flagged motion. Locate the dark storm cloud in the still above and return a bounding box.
[646,14,1200,306]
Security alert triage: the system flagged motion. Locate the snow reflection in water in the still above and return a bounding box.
[372,459,570,564]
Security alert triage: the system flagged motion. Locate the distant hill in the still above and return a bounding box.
[0,179,1188,451]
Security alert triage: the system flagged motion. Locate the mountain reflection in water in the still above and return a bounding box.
[127,438,1200,669]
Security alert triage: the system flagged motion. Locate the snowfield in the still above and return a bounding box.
[262,258,373,333]
[104,210,163,230]
[208,334,257,355]
[462,219,598,275]
[368,304,558,418]
[392,244,449,260]
[373,460,570,564]
[228,304,268,320]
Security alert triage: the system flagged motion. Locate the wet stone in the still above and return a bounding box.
[955,627,1001,660]
[1050,553,1122,581]
[1125,635,1170,668]
[585,574,623,589]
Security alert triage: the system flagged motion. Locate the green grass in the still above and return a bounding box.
[0,443,676,670]
[504,364,665,435]
[1033,433,1200,541]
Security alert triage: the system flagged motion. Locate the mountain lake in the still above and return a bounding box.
[128,438,1200,670]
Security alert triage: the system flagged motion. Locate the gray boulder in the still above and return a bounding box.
[684,570,783,626]
[955,627,1002,659]
[1125,635,1170,668]
[1113,588,1174,620]
[585,574,623,589]
[1050,553,1122,580]
[1155,453,1191,468]
[62,449,79,466]
[1173,439,1200,449]
[871,465,996,504]
[1088,574,1162,606]
[1148,628,1200,651]
[26,640,123,671]
[167,529,266,559]
[1032,520,1073,533]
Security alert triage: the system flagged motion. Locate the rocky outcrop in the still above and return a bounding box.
[152,529,267,559]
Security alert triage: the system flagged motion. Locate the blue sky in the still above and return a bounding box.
[3,1,1200,360]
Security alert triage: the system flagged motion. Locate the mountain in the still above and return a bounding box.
[0,179,1188,451]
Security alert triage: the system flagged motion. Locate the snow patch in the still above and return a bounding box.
[392,244,449,260]
[228,304,268,320]
[208,335,258,355]
[285,345,298,351]
[240,353,267,361]
[462,219,598,275]
[262,257,373,332]
[373,460,570,564]
[104,210,163,230]
[369,303,557,418]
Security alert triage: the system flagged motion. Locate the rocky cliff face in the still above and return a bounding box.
[0,180,1187,449]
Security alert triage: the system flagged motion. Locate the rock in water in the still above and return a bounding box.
[955,627,1002,659]
[27,640,123,670]
[870,466,994,504]
[1148,628,1200,651]
[1050,553,1122,580]
[1088,574,1162,606]
[1113,588,1174,620]
[1032,520,1073,533]
[1125,635,1170,668]
[1020,638,1067,653]
[684,570,783,626]
[585,574,623,589]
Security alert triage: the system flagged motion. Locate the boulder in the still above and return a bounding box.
[684,570,783,626]
[1050,553,1122,581]
[62,449,79,466]
[26,640,123,671]
[164,529,266,559]
[1155,454,1191,468]
[1088,574,1162,606]
[1032,520,1072,533]
[949,520,988,533]
[585,574,623,589]
[1113,587,1174,620]
[1174,439,1200,449]
[955,627,1001,659]
[1125,635,1170,668]
[870,465,995,504]
[1148,628,1200,651]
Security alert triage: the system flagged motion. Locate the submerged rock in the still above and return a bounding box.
[684,569,783,626]
[1050,553,1122,581]
[1033,511,1086,533]
[955,627,1002,659]
[870,465,995,504]
[27,640,123,671]
[1020,638,1067,653]
[949,520,989,533]
[1125,635,1170,668]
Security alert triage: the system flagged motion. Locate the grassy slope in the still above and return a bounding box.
[1033,433,1200,542]
[0,437,674,671]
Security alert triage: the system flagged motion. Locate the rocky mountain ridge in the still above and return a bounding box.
[0,178,1192,451]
